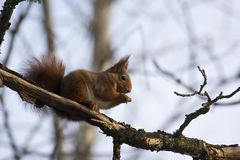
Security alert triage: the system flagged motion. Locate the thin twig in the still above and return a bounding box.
[153,60,195,92]
[174,66,207,97]
[211,87,240,103]
[1,101,20,160]
[21,118,45,155]
[174,67,240,137]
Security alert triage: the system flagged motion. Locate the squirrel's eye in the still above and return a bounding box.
[120,74,127,81]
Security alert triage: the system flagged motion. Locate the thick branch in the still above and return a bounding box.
[0,64,240,159]
[0,0,25,47]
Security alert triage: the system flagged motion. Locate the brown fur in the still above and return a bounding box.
[23,55,132,120]
[24,55,65,93]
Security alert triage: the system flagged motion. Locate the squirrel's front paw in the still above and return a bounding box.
[123,95,131,103]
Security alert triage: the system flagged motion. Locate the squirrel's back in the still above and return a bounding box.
[21,55,132,118]
[24,55,65,94]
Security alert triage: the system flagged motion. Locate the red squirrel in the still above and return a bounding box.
[23,55,132,118]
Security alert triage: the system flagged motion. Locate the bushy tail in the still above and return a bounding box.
[24,54,65,94]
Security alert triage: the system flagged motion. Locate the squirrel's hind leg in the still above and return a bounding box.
[80,100,99,111]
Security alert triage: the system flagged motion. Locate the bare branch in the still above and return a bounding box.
[3,2,31,65]
[173,99,211,138]
[42,0,55,54]
[174,67,240,137]
[0,0,26,47]
[153,60,195,92]
[112,138,121,160]
[0,60,240,159]
[1,101,20,160]
[174,66,207,97]
[211,87,240,104]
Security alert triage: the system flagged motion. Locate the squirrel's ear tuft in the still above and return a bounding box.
[107,55,130,73]
[118,55,130,70]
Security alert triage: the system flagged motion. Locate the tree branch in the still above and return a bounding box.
[1,100,20,160]
[174,67,240,137]
[153,60,196,92]
[42,0,55,54]
[3,2,31,65]
[0,63,240,159]
[0,0,26,47]
[174,66,207,97]
[112,138,121,160]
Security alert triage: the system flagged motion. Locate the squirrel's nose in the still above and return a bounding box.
[126,88,131,93]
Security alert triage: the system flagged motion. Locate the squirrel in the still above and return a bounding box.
[22,55,132,119]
